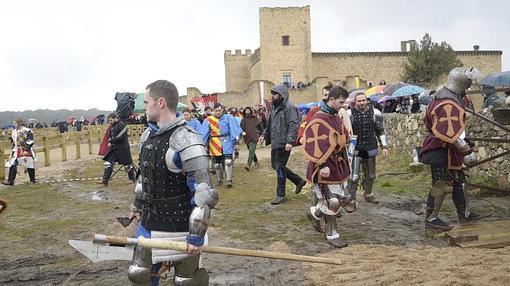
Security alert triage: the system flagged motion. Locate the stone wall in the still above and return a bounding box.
[384,112,510,188]
[312,52,408,86]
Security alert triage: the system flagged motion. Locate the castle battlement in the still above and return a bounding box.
[259,5,309,12]
[224,49,252,57]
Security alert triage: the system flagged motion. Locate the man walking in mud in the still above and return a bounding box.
[345,90,388,212]
[302,86,351,248]
[98,113,136,186]
[419,67,482,231]
[127,80,218,285]
[259,85,306,205]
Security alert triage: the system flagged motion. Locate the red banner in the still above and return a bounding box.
[191,94,218,112]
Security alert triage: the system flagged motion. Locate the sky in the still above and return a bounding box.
[0,0,508,111]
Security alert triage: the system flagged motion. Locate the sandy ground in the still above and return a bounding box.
[0,145,509,286]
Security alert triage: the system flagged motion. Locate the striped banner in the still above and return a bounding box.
[207,116,223,156]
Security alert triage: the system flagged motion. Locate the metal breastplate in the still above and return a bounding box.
[352,108,378,151]
[139,127,192,232]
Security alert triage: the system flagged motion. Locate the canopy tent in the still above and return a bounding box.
[134,93,145,113]
[134,93,187,113]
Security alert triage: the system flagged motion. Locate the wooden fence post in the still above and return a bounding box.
[98,128,102,145]
[0,141,5,180]
[75,131,81,159]
[88,129,93,155]
[60,134,67,162]
[43,136,50,167]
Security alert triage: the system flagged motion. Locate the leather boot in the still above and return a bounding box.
[2,165,17,186]
[27,168,36,183]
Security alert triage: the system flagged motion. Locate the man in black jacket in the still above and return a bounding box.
[259,85,306,204]
[99,113,135,186]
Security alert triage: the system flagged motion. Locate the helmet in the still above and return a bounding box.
[445,67,482,95]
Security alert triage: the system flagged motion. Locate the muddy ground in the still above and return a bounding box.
[0,146,509,285]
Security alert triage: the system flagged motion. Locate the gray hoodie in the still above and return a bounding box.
[263,85,300,148]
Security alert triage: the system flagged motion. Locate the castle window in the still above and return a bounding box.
[283,74,292,87]
[282,35,290,46]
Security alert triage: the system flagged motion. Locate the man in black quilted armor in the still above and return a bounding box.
[346,91,389,212]
[127,80,218,286]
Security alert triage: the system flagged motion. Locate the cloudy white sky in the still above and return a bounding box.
[0,0,508,111]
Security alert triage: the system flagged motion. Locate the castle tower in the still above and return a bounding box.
[259,6,312,87]
[224,49,252,92]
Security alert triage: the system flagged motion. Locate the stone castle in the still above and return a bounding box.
[185,5,502,107]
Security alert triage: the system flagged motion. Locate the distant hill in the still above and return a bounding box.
[0,108,112,127]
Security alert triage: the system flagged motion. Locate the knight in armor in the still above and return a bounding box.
[127,80,218,286]
[419,67,482,231]
[346,90,389,212]
[2,118,37,185]
[302,86,351,248]
[98,113,136,186]
[200,103,242,188]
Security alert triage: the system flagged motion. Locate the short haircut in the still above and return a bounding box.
[323,82,334,91]
[328,86,349,100]
[214,103,223,109]
[107,113,119,120]
[146,80,179,112]
[183,108,191,113]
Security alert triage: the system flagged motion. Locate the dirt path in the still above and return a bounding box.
[0,146,509,285]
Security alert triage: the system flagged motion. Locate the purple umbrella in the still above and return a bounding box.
[378,95,395,103]
[383,82,408,96]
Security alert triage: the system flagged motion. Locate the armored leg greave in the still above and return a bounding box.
[102,160,114,184]
[427,180,452,220]
[127,246,152,286]
[224,157,233,182]
[427,165,454,218]
[324,215,340,239]
[348,156,362,200]
[173,255,209,285]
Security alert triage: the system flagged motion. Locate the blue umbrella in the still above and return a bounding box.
[368,94,380,102]
[480,71,510,88]
[392,85,426,98]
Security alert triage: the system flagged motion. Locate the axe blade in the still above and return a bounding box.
[68,240,134,262]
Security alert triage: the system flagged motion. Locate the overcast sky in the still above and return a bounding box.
[0,0,508,111]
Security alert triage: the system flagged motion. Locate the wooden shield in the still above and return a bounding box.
[302,118,340,165]
[431,100,466,143]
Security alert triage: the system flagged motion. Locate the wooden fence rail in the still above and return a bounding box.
[0,125,145,181]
